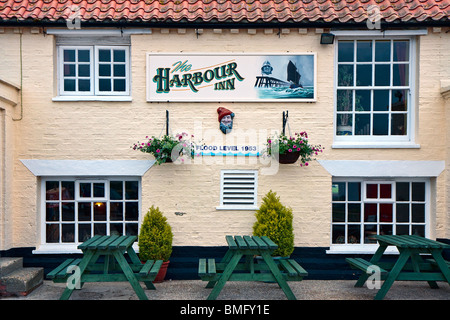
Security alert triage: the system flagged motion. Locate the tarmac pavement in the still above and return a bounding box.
[2,279,449,300]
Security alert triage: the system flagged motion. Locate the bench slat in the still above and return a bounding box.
[208,259,216,275]
[139,260,155,275]
[346,258,387,274]
[48,258,82,279]
[287,259,308,277]
[198,258,207,276]
[149,260,163,276]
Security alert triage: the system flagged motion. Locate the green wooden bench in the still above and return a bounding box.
[346,257,388,275]
[48,235,163,300]
[198,235,308,300]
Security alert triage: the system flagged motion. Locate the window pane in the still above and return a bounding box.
[355,90,370,111]
[356,65,372,86]
[78,50,90,62]
[364,203,377,222]
[412,182,425,201]
[393,41,409,61]
[366,184,378,199]
[64,79,76,91]
[336,114,352,135]
[78,64,90,77]
[373,90,389,111]
[78,202,91,221]
[338,65,353,86]
[348,204,361,222]
[78,79,90,92]
[412,204,425,223]
[375,64,390,86]
[114,49,126,62]
[125,181,139,200]
[348,182,361,201]
[99,49,111,62]
[332,225,345,244]
[338,41,354,62]
[364,225,377,243]
[125,202,139,221]
[99,79,111,91]
[46,181,59,200]
[396,204,409,222]
[380,224,392,235]
[114,64,126,77]
[94,223,106,235]
[110,181,123,200]
[46,203,59,221]
[396,182,410,201]
[126,223,138,236]
[379,184,391,198]
[64,64,75,77]
[393,64,409,86]
[64,49,75,62]
[110,223,123,236]
[348,225,361,244]
[62,181,74,200]
[373,113,389,135]
[93,183,105,198]
[79,183,91,197]
[110,202,123,221]
[396,225,409,235]
[62,203,75,221]
[332,182,346,201]
[391,113,407,135]
[412,225,425,237]
[99,64,111,77]
[391,89,407,111]
[46,224,59,243]
[114,79,126,92]
[94,202,106,221]
[375,40,390,62]
[62,224,75,243]
[355,113,370,135]
[356,41,372,62]
[337,90,353,111]
[380,204,393,222]
[332,203,345,222]
[78,224,91,242]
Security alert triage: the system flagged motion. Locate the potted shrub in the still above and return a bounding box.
[132,132,196,165]
[253,190,294,257]
[138,205,173,283]
[264,131,323,166]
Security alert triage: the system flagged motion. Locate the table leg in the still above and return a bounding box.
[59,250,96,300]
[410,250,439,289]
[207,252,243,300]
[374,249,410,300]
[354,244,387,288]
[205,249,233,289]
[113,251,148,300]
[430,249,450,285]
[261,251,296,300]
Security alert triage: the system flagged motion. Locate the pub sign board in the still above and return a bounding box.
[146,53,317,102]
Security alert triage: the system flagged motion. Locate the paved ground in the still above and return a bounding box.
[2,279,449,300]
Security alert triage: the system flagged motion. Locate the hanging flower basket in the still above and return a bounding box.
[131,133,195,165]
[265,131,323,166]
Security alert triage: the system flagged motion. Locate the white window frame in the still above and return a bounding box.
[57,45,130,98]
[328,178,430,254]
[332,35,418,149]
[216,170,258,210]
[36,177,141,254]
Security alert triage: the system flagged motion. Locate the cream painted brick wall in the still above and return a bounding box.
[0,27,449,249]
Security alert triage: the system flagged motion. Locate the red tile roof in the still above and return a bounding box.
[0,0,449,25]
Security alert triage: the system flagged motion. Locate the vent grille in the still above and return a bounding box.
[221,171,257,207]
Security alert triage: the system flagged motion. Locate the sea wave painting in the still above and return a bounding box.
[256,86,314,99]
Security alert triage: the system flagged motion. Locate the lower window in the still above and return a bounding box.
[331,179,428,246]
[43,178,140,244]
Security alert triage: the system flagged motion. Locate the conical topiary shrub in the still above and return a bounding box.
[253,190,294,257]
[138,205,173,262]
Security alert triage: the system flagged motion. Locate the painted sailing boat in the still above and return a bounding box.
[287,60,303,88]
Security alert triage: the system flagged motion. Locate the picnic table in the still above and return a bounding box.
[346,234,450,300]
[198,235,307,300]
[47,235,163,300]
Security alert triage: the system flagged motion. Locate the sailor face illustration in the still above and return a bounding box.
[217,107,234,134]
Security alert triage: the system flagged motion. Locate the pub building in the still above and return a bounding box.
[0,0,449,287]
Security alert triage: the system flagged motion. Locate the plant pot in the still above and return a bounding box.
[278,151,300,164]
[153,261,169,283]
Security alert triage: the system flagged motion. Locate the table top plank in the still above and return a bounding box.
[97,235,120,249]
[252,236,268,249]
[375,235,449,249]
[243,236,258,249]
[117,235,137,250]
[226,235,238,250]
[235,236,248,249]
[87,235,113,249]
[261,236,278,250]
[78,235,102,250]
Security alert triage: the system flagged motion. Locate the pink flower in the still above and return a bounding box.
[156,149,161,153]
[288,149,292,152]
[293,145,297,148]
[297,147,301,151]
[268,139,272,144]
